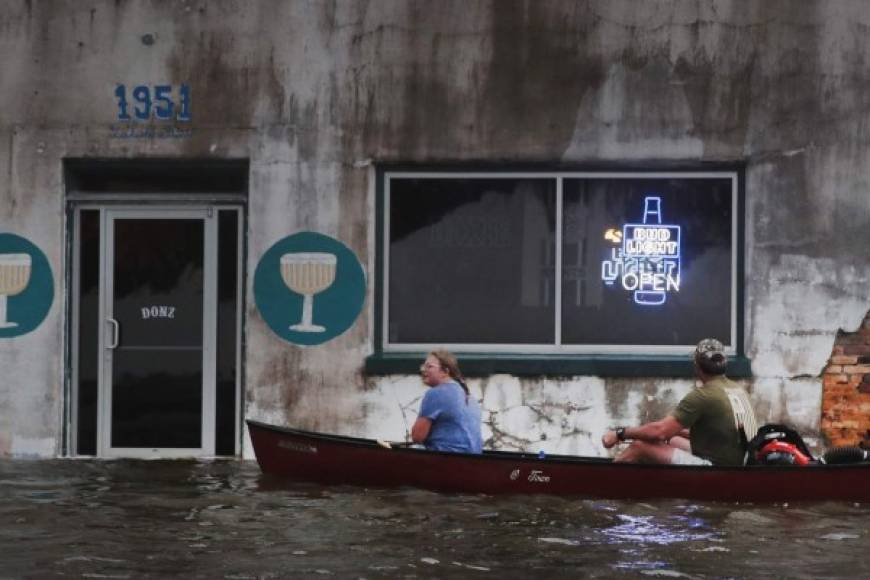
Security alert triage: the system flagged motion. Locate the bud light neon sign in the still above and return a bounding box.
[601,196,681,305]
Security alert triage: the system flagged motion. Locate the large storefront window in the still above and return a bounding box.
[374,169,744,375]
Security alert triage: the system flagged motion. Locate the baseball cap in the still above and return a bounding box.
[694,338,727,374]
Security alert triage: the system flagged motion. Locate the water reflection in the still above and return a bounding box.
[601,514,717,545]
[0,459,867,579]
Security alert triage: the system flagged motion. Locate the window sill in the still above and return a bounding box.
[364,353,752,378]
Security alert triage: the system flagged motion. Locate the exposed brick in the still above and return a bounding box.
[821,311,870,448]
[829,434,860,447]
[823,375,849,387]
[843,345,870,356]
[835,409,861,420]
[823,385,853,397]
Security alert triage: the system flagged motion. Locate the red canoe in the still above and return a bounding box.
[247,420,870,502]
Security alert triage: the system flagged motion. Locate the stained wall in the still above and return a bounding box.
[1,1,868,457]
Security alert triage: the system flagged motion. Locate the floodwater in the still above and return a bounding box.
[1,460,868,579]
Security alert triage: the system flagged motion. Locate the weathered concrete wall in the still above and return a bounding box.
[1,1,868,458]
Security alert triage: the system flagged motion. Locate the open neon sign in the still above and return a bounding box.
[601,196,681,306]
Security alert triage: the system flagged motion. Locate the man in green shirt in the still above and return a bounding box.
[601,338,758,466]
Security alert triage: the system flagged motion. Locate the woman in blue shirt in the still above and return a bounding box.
[411,350,483,454]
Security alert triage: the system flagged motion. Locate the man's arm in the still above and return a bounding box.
[411,416,432,444]
[602,415,685,449]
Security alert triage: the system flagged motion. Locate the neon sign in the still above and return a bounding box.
[601,196,681,306]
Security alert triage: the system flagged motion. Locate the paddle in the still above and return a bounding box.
[376,439,416,449]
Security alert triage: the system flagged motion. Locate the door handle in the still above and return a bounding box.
[106,318,119,349]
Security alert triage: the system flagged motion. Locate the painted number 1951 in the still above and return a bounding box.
[114,84,191,121]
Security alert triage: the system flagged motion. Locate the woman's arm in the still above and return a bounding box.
[411,416,432,443]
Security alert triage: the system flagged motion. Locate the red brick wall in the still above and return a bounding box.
[821,311,870,448]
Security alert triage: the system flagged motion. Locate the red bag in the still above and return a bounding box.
[756,440,811,466]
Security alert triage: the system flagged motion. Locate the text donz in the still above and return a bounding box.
[141,306,176,320]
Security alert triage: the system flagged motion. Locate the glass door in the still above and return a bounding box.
[98,209,217,457]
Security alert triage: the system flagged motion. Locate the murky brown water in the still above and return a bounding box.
[1,459,868,579]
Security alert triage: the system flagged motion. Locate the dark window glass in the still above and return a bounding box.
[215,210,239,456]
[111,219,203,448]
[76,210,100,455]
[388,178,556,344]
[561,178,733,346]
[111,350,203,448]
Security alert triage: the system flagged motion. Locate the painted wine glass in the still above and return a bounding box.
[0,253,32,328]
[280,252,337,332]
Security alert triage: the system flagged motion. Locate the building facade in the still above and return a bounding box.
[1,0,868,459]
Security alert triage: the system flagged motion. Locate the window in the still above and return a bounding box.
[372,169,745,376]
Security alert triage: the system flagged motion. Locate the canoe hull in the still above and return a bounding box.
[247,420,870,502]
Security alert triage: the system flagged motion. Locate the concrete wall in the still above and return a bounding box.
[1,0,868,458]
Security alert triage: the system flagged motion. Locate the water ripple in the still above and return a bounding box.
[0,460,868,579]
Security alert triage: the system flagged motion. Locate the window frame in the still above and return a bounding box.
[369,165,748,378]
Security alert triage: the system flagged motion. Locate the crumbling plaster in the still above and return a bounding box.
[0,1,868,458]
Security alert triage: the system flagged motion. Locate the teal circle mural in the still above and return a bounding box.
[0,233,54,338]
[254,232,366,346]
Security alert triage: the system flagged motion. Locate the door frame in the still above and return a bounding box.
[67,203,244,458]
